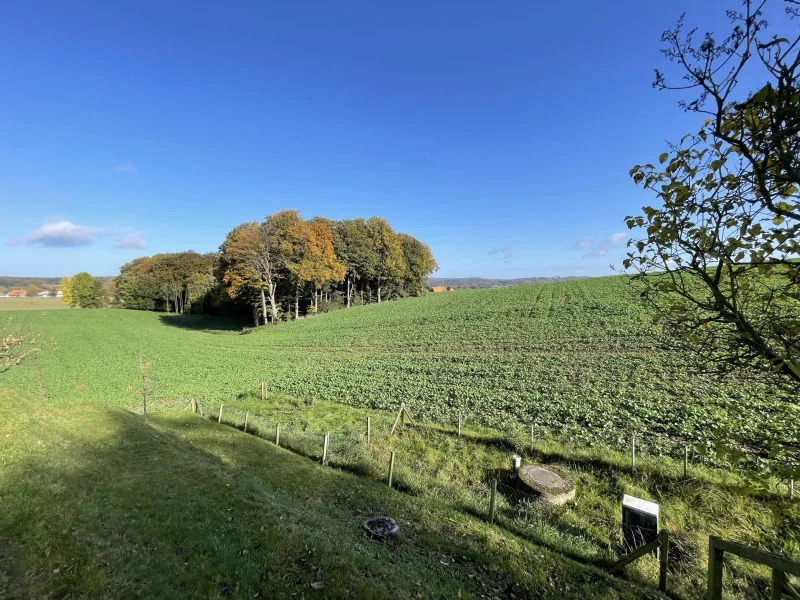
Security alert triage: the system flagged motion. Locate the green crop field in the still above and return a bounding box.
[2,277,797,455]
[0,296,68,310]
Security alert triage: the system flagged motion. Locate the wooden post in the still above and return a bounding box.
[275,422,280,446]
[388,451,396,488]
[707,536,724,600]
[631,435,636,474]
[684,446,689,478]
[322,432,330,465]
[366,416,371,446]
[659,530,669,592]
[489,479,497,525]
[244,410,249,433]
[457,410,462,437]
[218,403,224,424]
[530,424,535,456]
[770,568,786,600]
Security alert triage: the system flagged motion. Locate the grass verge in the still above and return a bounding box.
[0,387,660,599]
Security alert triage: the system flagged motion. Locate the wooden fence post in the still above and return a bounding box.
[275,422,280,446]
[366,416,371,446]
[243,410,249,433]
[659,530,669,592]
[489,479,497,525]
[322,432,330,465]
[388,451,396,488]
[218,403,224,424]
[771,568,786,600]
[631,435,636,474]
[530,424,534,456]
[458,410,462,437]
[684,446,689,479]
[707,536,724,600]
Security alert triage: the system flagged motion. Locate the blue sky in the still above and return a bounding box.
[0,0,767,278]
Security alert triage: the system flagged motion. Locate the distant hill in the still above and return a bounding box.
[0,276,115,290]
[426,276,585,289]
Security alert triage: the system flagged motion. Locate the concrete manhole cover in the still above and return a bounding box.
[518,465,576,505]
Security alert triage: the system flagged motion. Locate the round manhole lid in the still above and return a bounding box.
[519,465,568,490]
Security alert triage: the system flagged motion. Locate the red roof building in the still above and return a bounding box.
[8,289,26,297]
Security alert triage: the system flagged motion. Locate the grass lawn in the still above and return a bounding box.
[0,387,658,599]
[190,393,800,599]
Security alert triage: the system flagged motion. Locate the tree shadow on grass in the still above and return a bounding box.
[158,313,248,333]
[0,401,656,600]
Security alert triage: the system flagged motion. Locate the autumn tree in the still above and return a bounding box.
[59,276,73,306]
[25,284,40,298]
[287,220,346,315]
[626,0,800,387]
[219,211,303,324]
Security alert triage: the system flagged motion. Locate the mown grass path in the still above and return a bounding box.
[0,388,655,599]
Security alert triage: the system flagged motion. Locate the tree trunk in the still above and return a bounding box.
[267,282,278,324]
[377,285,382,303]
[346,276,351,308]
[260,289,269,325]
[295,282,299,320]
[252,303,259,326]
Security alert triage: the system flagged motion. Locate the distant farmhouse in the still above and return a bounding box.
[8,289,26,297]
[429,286,455,293]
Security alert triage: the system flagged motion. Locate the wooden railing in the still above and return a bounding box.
[609,529,669,592]
[708,536,800,600]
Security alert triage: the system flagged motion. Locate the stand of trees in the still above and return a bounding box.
[59,273,109,308]
[109,212,437,324]
[116,252,221,313]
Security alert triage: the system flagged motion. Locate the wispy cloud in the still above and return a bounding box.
[113,231,147,249]
[12,220,147,250]
[574,238,593,249]
[582,232,628,258]
[488,245,513,263]
[113,162,137,174]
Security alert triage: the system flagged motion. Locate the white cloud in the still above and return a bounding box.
[574,238,593,249]
[113,162,137,174]
[23,220,96,247]
[14,219,147,250]
[582,232,629,258]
